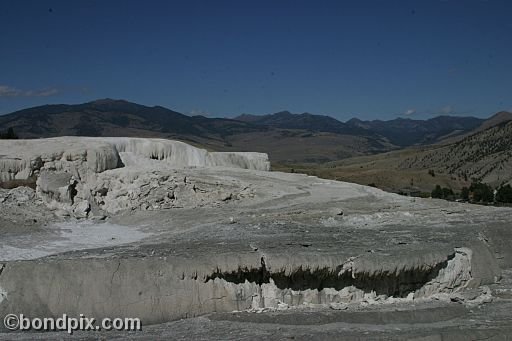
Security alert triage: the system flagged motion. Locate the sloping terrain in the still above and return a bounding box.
[439,111,512,144]
[401,120,512,186]
[278,119,512,192]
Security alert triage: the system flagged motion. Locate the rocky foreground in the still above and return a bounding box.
[0,137,511,340]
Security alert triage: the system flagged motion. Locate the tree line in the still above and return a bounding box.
[431,182,512,204]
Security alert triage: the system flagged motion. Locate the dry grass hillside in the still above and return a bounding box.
[275,120,512,194]
[400,120,512,186]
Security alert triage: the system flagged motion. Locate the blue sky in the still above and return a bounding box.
[0,0,511,120]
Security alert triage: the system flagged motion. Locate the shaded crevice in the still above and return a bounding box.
[205,254,454,298]
[0,176,37,190]
[68,180,78,205]
[97,187,108,197]
[206,257,270,286]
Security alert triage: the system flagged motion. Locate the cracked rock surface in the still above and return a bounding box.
[1,137,512,339]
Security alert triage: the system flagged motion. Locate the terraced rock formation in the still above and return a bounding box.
[0,137,511,339]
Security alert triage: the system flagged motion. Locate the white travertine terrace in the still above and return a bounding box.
[0,137,270,182]
[0,137,270,216]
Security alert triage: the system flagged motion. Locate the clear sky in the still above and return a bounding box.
[0,0,511,120]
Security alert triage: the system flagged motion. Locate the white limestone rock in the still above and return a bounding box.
[73,201,91,218]
[0,137,270,217]
[0,186,35,204]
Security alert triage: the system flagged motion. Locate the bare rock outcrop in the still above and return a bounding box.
[0,137,270,217]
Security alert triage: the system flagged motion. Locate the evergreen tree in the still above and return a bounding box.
[0,127,19,139]
[442,187,454,199]
[460,187,470,200]
[496,184,512,203]
[469,182,494,202]
[431,185,443,198]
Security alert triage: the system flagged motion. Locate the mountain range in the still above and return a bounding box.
[1,99,510,165]
[0,99,265,143]
[235,111,487,146]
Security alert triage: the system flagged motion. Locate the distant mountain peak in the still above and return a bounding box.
[273,110,293,116]
[469,111,512,134]
[88,98,128,105]
[346,117,363,123]
[490,111,512,121]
